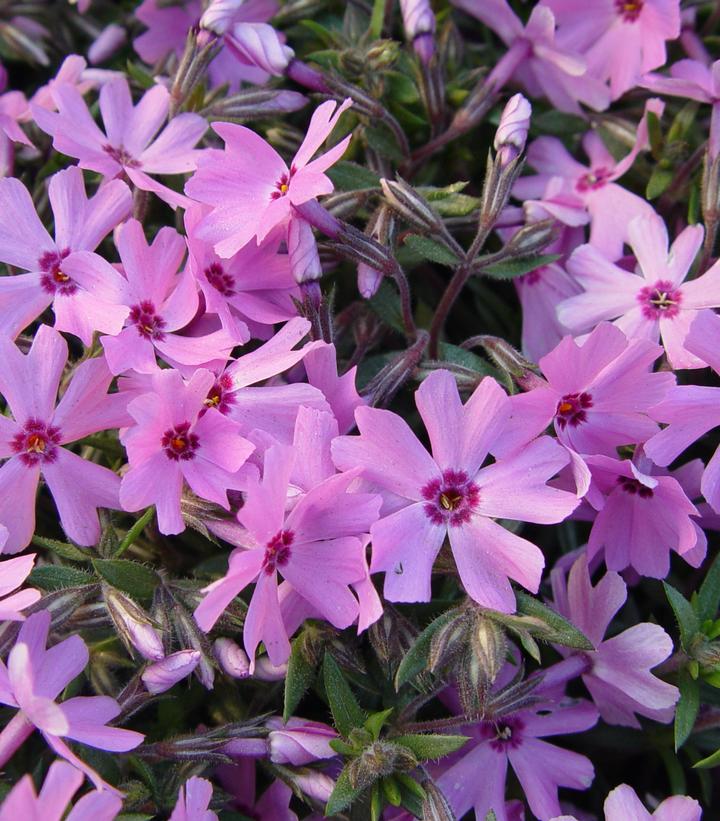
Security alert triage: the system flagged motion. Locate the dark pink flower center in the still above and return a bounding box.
[130,301,167,340]
[519,266,545,286]
[270,165,296,200]
[205,262,235,296]
[162,422,198,461]
[617,475,654,498]
[615,0,643,22]
[103,144,141,169]
[482,717,525,751]
[421,469,480,526]
[39,248,76,295]
[555,392,593,429]
[11,418,62,466]
[576,167,612,192]
[263,529,294,573]
[203,373,235,415]
[637,280,682,320]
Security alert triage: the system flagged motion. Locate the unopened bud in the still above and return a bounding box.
[429,608,470,673]
[472,617,507,685]
[175,607,215,689]
[88,24,126,65]
[267,717,338,765]
[200,0,244,34]
[288,216,322,284]
[347,741,417,791]
[365,40,401,71]
[225,23,294,77]
[470,335,544,390]
[142,650,201,694]
[209,88,308,120]
[421,778,455,821]
[357,206,394,299]
[253,655,288,681]
[214,637,250,678]
[104,587,164,661]
[501,218,556,258]
[494,93,531,167]
[358,263,383,299]
[400,0,436,64]
[380,177,441,233]
[291,769,334,803]
[333,222,395,273]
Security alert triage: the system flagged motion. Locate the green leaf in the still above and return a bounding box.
[28,565,96,591]
[365,708,394,740]
[126,60,156,90]
[382,775,402,807]
[431,193,481,217]
[393,734,469,760]
[403,235,460,267]
[31,535,92,562]
[437,343,494,375]
[323,652,366,737]
[481,254,561,280]
[115,507,155,558]
[325,766,366,815]
[395,608,461,689]
[369,0,385,39]
[92,559,158,602]
[515,591,594,650]
[283,637,317,721]
[366,124,405,163]
[369,280,404,334]
[697,553,720,622]
[664,582,700,650]
[694,747,720,769]
[326,161,381,192]
[298,19,338,47]
[646,167,673,200]
[647,110,664,160]
[675,669,700,751]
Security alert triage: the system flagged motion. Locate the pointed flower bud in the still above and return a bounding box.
[142,650,201,695]
[288,216,322,284]
[400,0,436,64]
[214,638,251,679]
[200,0,245,34]
[225,23,295,77]
[494,94,532,167]
[380,177,441,233]
[104,587,164,661]
[88,24,126,65]
[267,717,338,765]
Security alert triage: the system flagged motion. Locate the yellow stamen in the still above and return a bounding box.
[27,434,46,453]
[558,401,573,413]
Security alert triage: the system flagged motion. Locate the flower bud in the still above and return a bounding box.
[288,216,322,284]
[142,650,201,695]
[501,218,556,258]
[104,587,164,661]
[174,607,215,689]
[267,717,338,765]
[357,263,383,299]
[200,0,244,34]
[380,177,441,233]
[347,741,417,791]
[400,0,436,64]
[225,23,294,77]
[88,24,126,65]
[208,88,308,120]
[214,638,250,679]
[494,93,531,167]
[333,223,395,273]
[421,778,455,821]
[470,334,545,390]
[253,655,288,681]
[290,769,334,803]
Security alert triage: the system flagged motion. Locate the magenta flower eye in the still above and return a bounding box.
[575,167,612,192]
[129,300,167,340]
[11,419,62,466]
[421,469,481,526]
[555,392,593,429]
[616,475,654,498]
[262,529,294,573]
[161,423,199,461]
[615,0,644,22]
[637,280,683,320]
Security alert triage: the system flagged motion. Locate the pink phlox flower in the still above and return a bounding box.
[302,341,366,434]
[543,0,681,100]
[169,776,217,821]
[584,454,702,577]
[451,1,610,113]
[185,205,301,337]
[0,758,122,821]
[559,211,720,368]
[31,55,122,112]
[134,0,280,91]
[277,407,382,634]
[0,537,40,620]
[98,219,244,376]
[0,75,32,161]
[550,554,679,727]
[0,610,144,791]
[332,369,579,612]
[217,759,299,821]
[500,323,674,458]
[0,325,129,553]
[31,77,207,209]
[435,690,598,821]
[185,98,353,258]
[266,716,338,765]
[120,367,255,535]
[513,99,664,260]
[0,167,131,344]
[551,783,702,821]
[645,308,720,513]
[193,432,381,669]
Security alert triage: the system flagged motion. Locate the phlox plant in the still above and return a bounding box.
[0,1,718,820]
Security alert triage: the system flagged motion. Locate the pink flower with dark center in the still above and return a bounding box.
[120,368,255,535]
[31,77,207,209]
[0,326,129,553]
[559,211,720,368]
[0,611,143,791]
[333,369,579,612]
[513,99,664,260]
[186,98,352,258]
[96,219,244,376]
[0,167,131,344]
[543,0,681,99]
[194,431,381,668]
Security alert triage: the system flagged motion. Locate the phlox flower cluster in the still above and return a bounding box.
[0,0,716,819]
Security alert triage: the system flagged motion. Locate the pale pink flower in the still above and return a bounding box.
[186,98,352,257]
[0,168,131,344]
[0,611,143,791]
[142,651,201,695]
[0,326,128,553]
[0,532,40,620]
[170,776,217,821]
[32,77,207,209]
[552,783,701,821]
[559,212,720,368]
